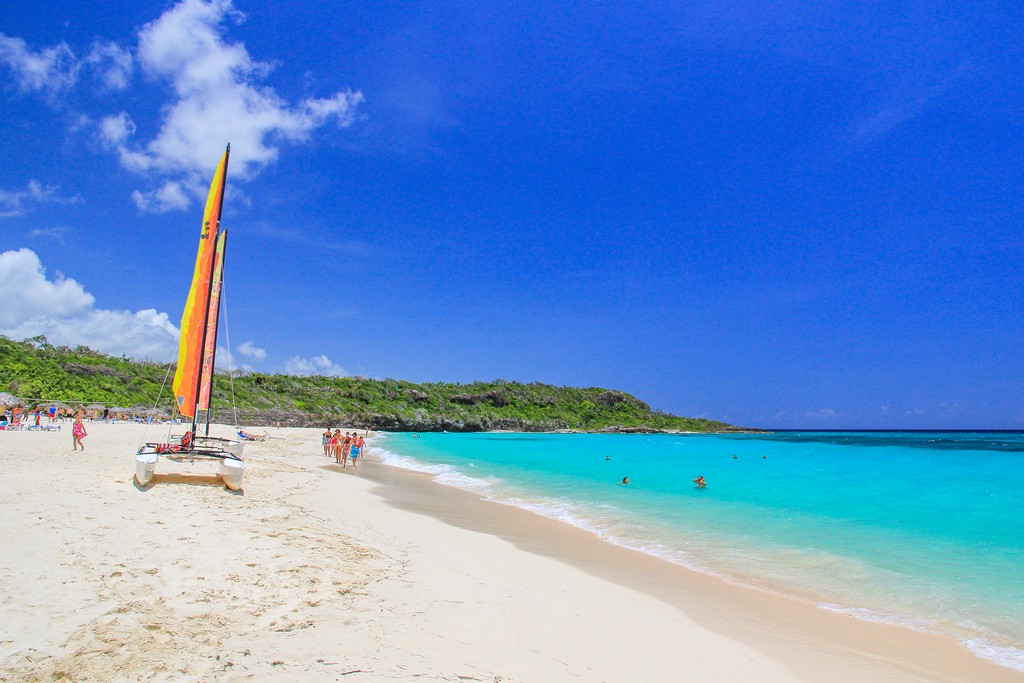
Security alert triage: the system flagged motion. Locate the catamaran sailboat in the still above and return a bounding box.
[136,144,245,490]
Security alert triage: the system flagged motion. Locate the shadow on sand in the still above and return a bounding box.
[318,464,358,474]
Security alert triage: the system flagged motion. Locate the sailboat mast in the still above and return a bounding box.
[192,143,231,437]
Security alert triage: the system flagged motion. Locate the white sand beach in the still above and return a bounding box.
[1,422,1020,682]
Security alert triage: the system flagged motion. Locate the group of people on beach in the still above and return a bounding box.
[322,429,366,468]
[0,404,58,427]
[1,402,154,428]
[1,403,88,448]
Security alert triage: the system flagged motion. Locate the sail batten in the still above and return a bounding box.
[171,145,231,421]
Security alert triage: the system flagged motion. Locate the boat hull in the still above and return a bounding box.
[135,451,159,486]
[220,458,244,490]
[134,444,243,490]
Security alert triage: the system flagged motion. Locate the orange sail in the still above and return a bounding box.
[197,229,227,412]
[172,146,230,418]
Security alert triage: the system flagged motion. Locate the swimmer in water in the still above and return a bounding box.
[693,476,706,488]
[621,477,630,485]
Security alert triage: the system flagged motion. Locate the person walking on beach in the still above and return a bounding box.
[322,428,332,457]
[72,415,88,451]
[352,436,368,466]
[332,429,342,464]
[350,435,363,468]
[341,432,353,468]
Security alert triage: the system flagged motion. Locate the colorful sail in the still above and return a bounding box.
[197,229,227,413]
[172,146,230,418]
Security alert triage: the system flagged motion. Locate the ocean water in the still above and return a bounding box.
[375,431,1024,672]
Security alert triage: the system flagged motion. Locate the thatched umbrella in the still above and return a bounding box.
[127,405,156,421]
[143,407,171,422]
[0,392,21,407]
[85,403,105,411]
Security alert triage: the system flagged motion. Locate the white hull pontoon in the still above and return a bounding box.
[135,443,245,490]
[135,451,159,486]
[219,458,244,490]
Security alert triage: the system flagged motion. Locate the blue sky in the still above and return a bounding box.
[1,0,1022,429]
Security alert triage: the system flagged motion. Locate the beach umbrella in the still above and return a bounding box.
[85,403,105,411]
[0,393,21,407]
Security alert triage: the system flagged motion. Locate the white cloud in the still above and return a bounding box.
[3,2,361,214]
[84,40,133,90]
[283,354,346,377]
[214,344,251,373]
[0,249,93,325]
[237,340,266,361]
[0,180,79,218]
[0,248,178,360]
[840,64,967,155]
[27,225,68,241]
[0,32,78,93]
[105,0,362,212]
[804,407,837,419]
[131,181,192,213]
[0,34,132,95]
[100,112,136,146]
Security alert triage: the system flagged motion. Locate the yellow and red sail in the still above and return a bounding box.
[172,145,230,418]
[197,229,227,411]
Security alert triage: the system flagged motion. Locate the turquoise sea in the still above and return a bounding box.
[376,431,1024,672]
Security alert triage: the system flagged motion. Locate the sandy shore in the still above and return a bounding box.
[0,423,1020,682]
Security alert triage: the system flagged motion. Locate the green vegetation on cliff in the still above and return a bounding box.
[0,336,743,432]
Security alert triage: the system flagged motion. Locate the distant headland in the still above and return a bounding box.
[0,336,755,433]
